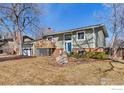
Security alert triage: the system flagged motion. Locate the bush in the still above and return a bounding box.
[68,51,108,60]
[83,52,95,58]
[68,52,81,59]
[84,52,108,60]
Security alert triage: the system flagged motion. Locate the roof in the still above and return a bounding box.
[43,24,108,37]
[23,35,34,40]
[0,35,33,42]
[0,38,13,42]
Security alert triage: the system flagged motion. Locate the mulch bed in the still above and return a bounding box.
[0,55,36,62]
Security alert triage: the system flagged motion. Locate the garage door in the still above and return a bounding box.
[23,49,32,56]
[36,48,53,56]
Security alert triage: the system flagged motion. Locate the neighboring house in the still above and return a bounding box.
[0,38,14,54]
[112,48,124,60]
[22,36,34,56]
[111,41,124,60]
[39,24,108,56]
[0,35,33,55]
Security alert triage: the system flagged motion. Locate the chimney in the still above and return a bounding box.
[48,27,52,30]
[47,27,54,34]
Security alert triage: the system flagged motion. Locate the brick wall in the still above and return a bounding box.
[52,48,105,57]
[73,48,104,53]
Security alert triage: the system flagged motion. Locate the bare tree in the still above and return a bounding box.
[108,4,124,48]
[97,4,124,59]
[32,27,51,40]
[92,4,124,73]
[0,3,42,55]
[0,31,12,39]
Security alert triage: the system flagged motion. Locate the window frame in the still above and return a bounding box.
[77,31,85,40]
[47,36,54,41]
[64,33,72,41]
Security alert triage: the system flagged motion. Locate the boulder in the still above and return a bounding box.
[56,52,68,64]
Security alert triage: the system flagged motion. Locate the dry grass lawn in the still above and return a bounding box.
[0,56,124,85]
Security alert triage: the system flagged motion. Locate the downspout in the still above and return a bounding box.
[92,27,96,49]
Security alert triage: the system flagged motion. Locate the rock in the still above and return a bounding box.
[56,52,68,64]
[100,78,110,85]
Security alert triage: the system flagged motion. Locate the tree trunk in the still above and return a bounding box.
[19,30,23,55]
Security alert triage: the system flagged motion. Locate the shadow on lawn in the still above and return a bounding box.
[0,55,36,62]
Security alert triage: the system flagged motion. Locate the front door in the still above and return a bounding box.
[65,41,72,53]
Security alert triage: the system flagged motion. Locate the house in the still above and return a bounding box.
[33,24,108,56]
[0,24,108,57]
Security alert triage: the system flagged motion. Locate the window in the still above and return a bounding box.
[48,36,53,41]
[64,34,71,40]
[78,32,84,40]
[78,50,85,56]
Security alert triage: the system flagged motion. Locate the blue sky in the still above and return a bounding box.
[41,3,110,33]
